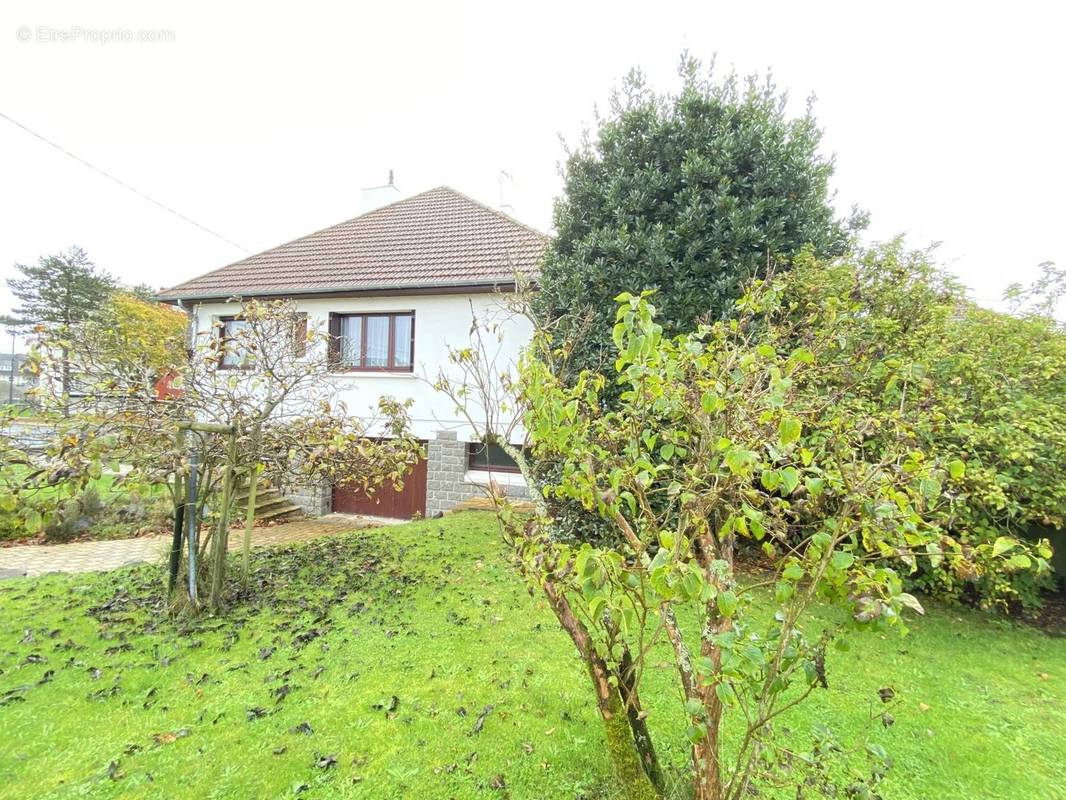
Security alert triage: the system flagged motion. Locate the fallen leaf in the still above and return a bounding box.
[470,704,494,736]
[372,695,399,714]
[150,726,189,745]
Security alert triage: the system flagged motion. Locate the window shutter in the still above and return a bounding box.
[327,313,340,368]
[214,317,226,368]
[294,313,308,357]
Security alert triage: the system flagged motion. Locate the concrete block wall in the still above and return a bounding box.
[426,431,480,516]
[286,481,331,517]
[426,430,529,517]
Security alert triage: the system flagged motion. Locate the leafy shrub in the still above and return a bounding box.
[780,243,1060,608]
[43,486,106,542]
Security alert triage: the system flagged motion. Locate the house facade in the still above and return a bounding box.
[158,186,546,519]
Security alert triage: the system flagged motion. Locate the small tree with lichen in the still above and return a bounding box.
[437,273,1041,799]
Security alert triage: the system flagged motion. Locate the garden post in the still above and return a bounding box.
[167,427,187,595]
[241,422,262,585]
[209,430,238,606]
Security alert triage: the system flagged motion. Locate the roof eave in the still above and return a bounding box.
[155,277,533,305]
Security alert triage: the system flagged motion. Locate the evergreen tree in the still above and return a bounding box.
[6,246,116,405]
[535,58,864,379]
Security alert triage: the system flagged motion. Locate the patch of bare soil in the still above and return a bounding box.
[1020,588,1066,637]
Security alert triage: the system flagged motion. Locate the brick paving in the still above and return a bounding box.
[0,515,380,578]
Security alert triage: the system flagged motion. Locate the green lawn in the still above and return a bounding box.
[0,513,1063,799]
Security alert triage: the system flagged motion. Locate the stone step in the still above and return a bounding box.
[245,496,295,514]
[233,480,305,523]
[256,503,305,522]
[233,483,275,504]
[235,490,283,507]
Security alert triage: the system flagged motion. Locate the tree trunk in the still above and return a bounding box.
[209,432,238,608]
[693,609,730,800]
[600,684,660,800]
[692,735,723,800]
[60,344,71,417]
[541,578,661,800]
[617,646,666,794]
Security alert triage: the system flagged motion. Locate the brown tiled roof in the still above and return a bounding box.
[157,186,548,301]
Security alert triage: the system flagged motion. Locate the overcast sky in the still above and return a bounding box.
[2,1,1063,345]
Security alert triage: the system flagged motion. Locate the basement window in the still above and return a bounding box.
[467,442,522,473]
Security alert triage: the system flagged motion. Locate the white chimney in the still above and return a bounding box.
[361,170,401,213]
[498,170,516,216]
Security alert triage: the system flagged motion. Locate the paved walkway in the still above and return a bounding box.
[0,515,380,578]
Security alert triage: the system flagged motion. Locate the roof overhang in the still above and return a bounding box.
[156,277,530,305]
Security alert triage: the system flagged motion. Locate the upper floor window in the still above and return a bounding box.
[329,311,414,371]
[215,311,306,369]
[218,316,251,369]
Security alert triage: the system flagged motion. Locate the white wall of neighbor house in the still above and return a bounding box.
[188,291,533,448]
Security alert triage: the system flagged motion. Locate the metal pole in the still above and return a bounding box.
[185,450,200,604]
[7,332,14,405]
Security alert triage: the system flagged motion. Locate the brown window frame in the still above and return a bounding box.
[328,311,415,372]
[467,441,522,474]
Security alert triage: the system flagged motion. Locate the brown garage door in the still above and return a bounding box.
[332,454,427,519]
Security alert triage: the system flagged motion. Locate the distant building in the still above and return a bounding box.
[0,353,36,401]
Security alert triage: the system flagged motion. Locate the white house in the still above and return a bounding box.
[158,186,546,518]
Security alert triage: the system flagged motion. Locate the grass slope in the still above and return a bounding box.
[0,513,1063,799]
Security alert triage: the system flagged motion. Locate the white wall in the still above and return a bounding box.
[190,292,532,443]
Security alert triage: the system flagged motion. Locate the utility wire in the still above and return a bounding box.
[0,111,252,255]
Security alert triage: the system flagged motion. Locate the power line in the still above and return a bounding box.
[0,111,252,255]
